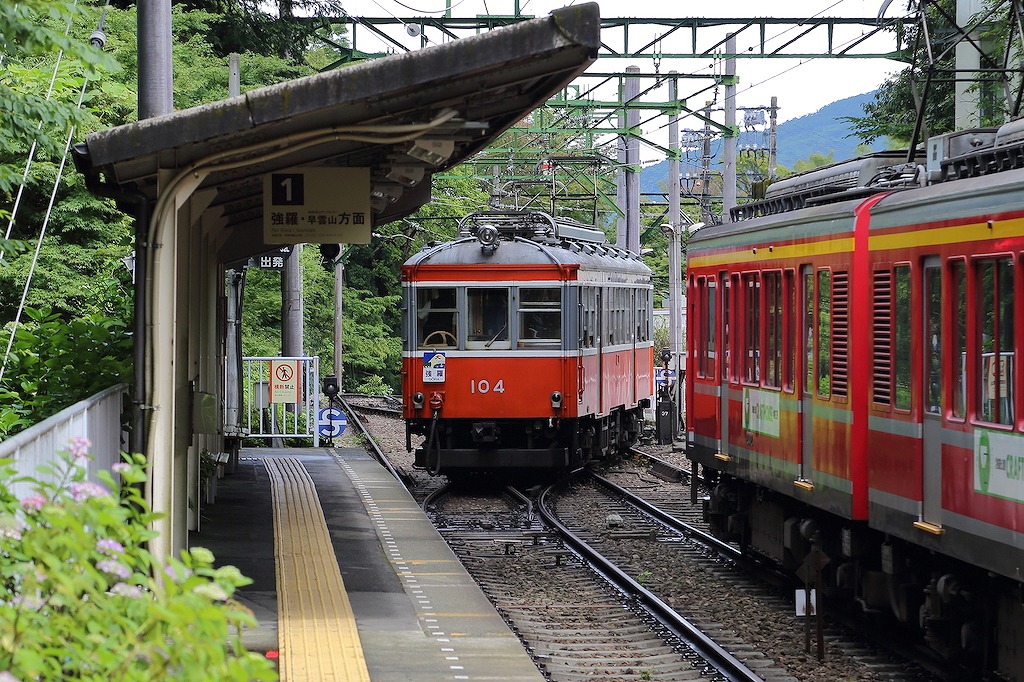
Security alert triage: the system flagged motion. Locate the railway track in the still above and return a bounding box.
[427,482,760,682]
[344,396,944,681]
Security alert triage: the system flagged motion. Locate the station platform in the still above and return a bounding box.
[191,447,543,681]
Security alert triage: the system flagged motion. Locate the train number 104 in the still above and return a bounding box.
[469,379,505,394]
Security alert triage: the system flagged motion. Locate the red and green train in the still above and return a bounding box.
[686,123,1024,677]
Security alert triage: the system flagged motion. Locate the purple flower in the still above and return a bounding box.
[97,559,131,580]
[109,582,145,599]
[96,538,125,556]
[68,481,108,502]
[163,564,192,583]
[68,436,92,460]
[111,463,130,474]
[19,495,45,513]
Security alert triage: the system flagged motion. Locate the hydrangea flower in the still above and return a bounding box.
[19,495,46,513]
[96,538,125,556]
[68,436,91,460]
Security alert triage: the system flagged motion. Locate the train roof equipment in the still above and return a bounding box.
[732,118,1024,222]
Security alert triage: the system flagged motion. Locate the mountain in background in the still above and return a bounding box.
[640,90,888,195]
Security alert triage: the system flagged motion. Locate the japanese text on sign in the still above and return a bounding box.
[263,167,371,244]
[268,360,301,403]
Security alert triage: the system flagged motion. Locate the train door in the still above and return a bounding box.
[799,265,814,482]
[921,257,943,527]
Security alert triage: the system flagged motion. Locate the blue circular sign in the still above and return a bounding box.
[318,407,347,438]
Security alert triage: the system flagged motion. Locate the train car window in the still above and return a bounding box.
[707,279,717,379]
[784,270,796,391]
[743,273,761,384]
[803,270,814,394]
[831,271,849,398]
[817,269,831,398]
[696,278,714,379]
[519,287,561,345]
[725,274,735,383]
[926,266,942,414]
[894,265,912,411]
[466,288,509,349]
[417,287,458,348]
[975,257,1015,425]
[952,261,967,419]
[764,271,782,389]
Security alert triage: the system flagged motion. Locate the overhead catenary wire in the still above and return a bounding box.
[1,2,109,386]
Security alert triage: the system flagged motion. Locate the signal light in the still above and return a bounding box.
[319,243,342,270]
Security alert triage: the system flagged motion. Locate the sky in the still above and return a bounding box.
[334,0,911,162]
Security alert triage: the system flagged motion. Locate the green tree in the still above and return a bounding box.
[845,0,1016,146]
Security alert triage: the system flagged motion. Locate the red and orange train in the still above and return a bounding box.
[686,123,1024,677]
[402,211,654,475]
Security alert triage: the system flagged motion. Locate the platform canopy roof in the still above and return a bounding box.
[73,4,599,264]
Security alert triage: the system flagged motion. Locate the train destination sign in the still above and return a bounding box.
[263,167,371,244]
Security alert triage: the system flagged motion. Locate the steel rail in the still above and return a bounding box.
[337,395,404,483]
[536,478,765,682]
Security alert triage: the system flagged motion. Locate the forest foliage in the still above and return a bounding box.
[5,0,997,436]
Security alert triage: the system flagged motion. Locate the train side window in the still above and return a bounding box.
[742,273,761,384]
[417,287,458,348]
[951,260,967,419]
[975,257,1014,425]
[519,287,561,346]
[696,277,715,379]
[925,265,942,414]
[466,287,509,349]
[894,265,912,411]
[803,270,814,394]
[725,274,735,383]
[764,271,782,389]
[817,269,831,398]
[784,269,796,392]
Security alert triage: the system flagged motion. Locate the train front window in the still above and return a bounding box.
[467,288,509,349]
[417,287,458,348]
[519,288,561,345]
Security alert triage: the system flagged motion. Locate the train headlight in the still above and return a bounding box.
[550,391,563,409]
[412,392,425,408]
[477,224,500,252]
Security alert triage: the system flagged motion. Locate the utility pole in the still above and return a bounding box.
[768,96,778,181]
[138,0,173,119]
[666,73,683,440]
[722,33,737,222]
[700,105,713,226]
[282,244,304,358]
[625,66,641,254]
[224,53,243,464]
[333,245,344,390]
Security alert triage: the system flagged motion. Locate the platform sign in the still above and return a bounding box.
[318,407,347,438]
[263,167,371,244]
[423,351,446,383]
[268,360,301,404]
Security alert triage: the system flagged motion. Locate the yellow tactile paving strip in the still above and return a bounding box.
[266,457,371,682]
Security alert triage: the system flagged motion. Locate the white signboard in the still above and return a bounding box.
[974,428,1024,503]
[742,387,781,438]
[423,351,446,383]
[268,360,301,404]
[263,167,371,244]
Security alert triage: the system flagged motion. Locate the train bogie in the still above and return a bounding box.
[686,123,1024,677]
[402,212,654,475]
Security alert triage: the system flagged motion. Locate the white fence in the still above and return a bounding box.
[0,384,129,499]
[242,357,320,445]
